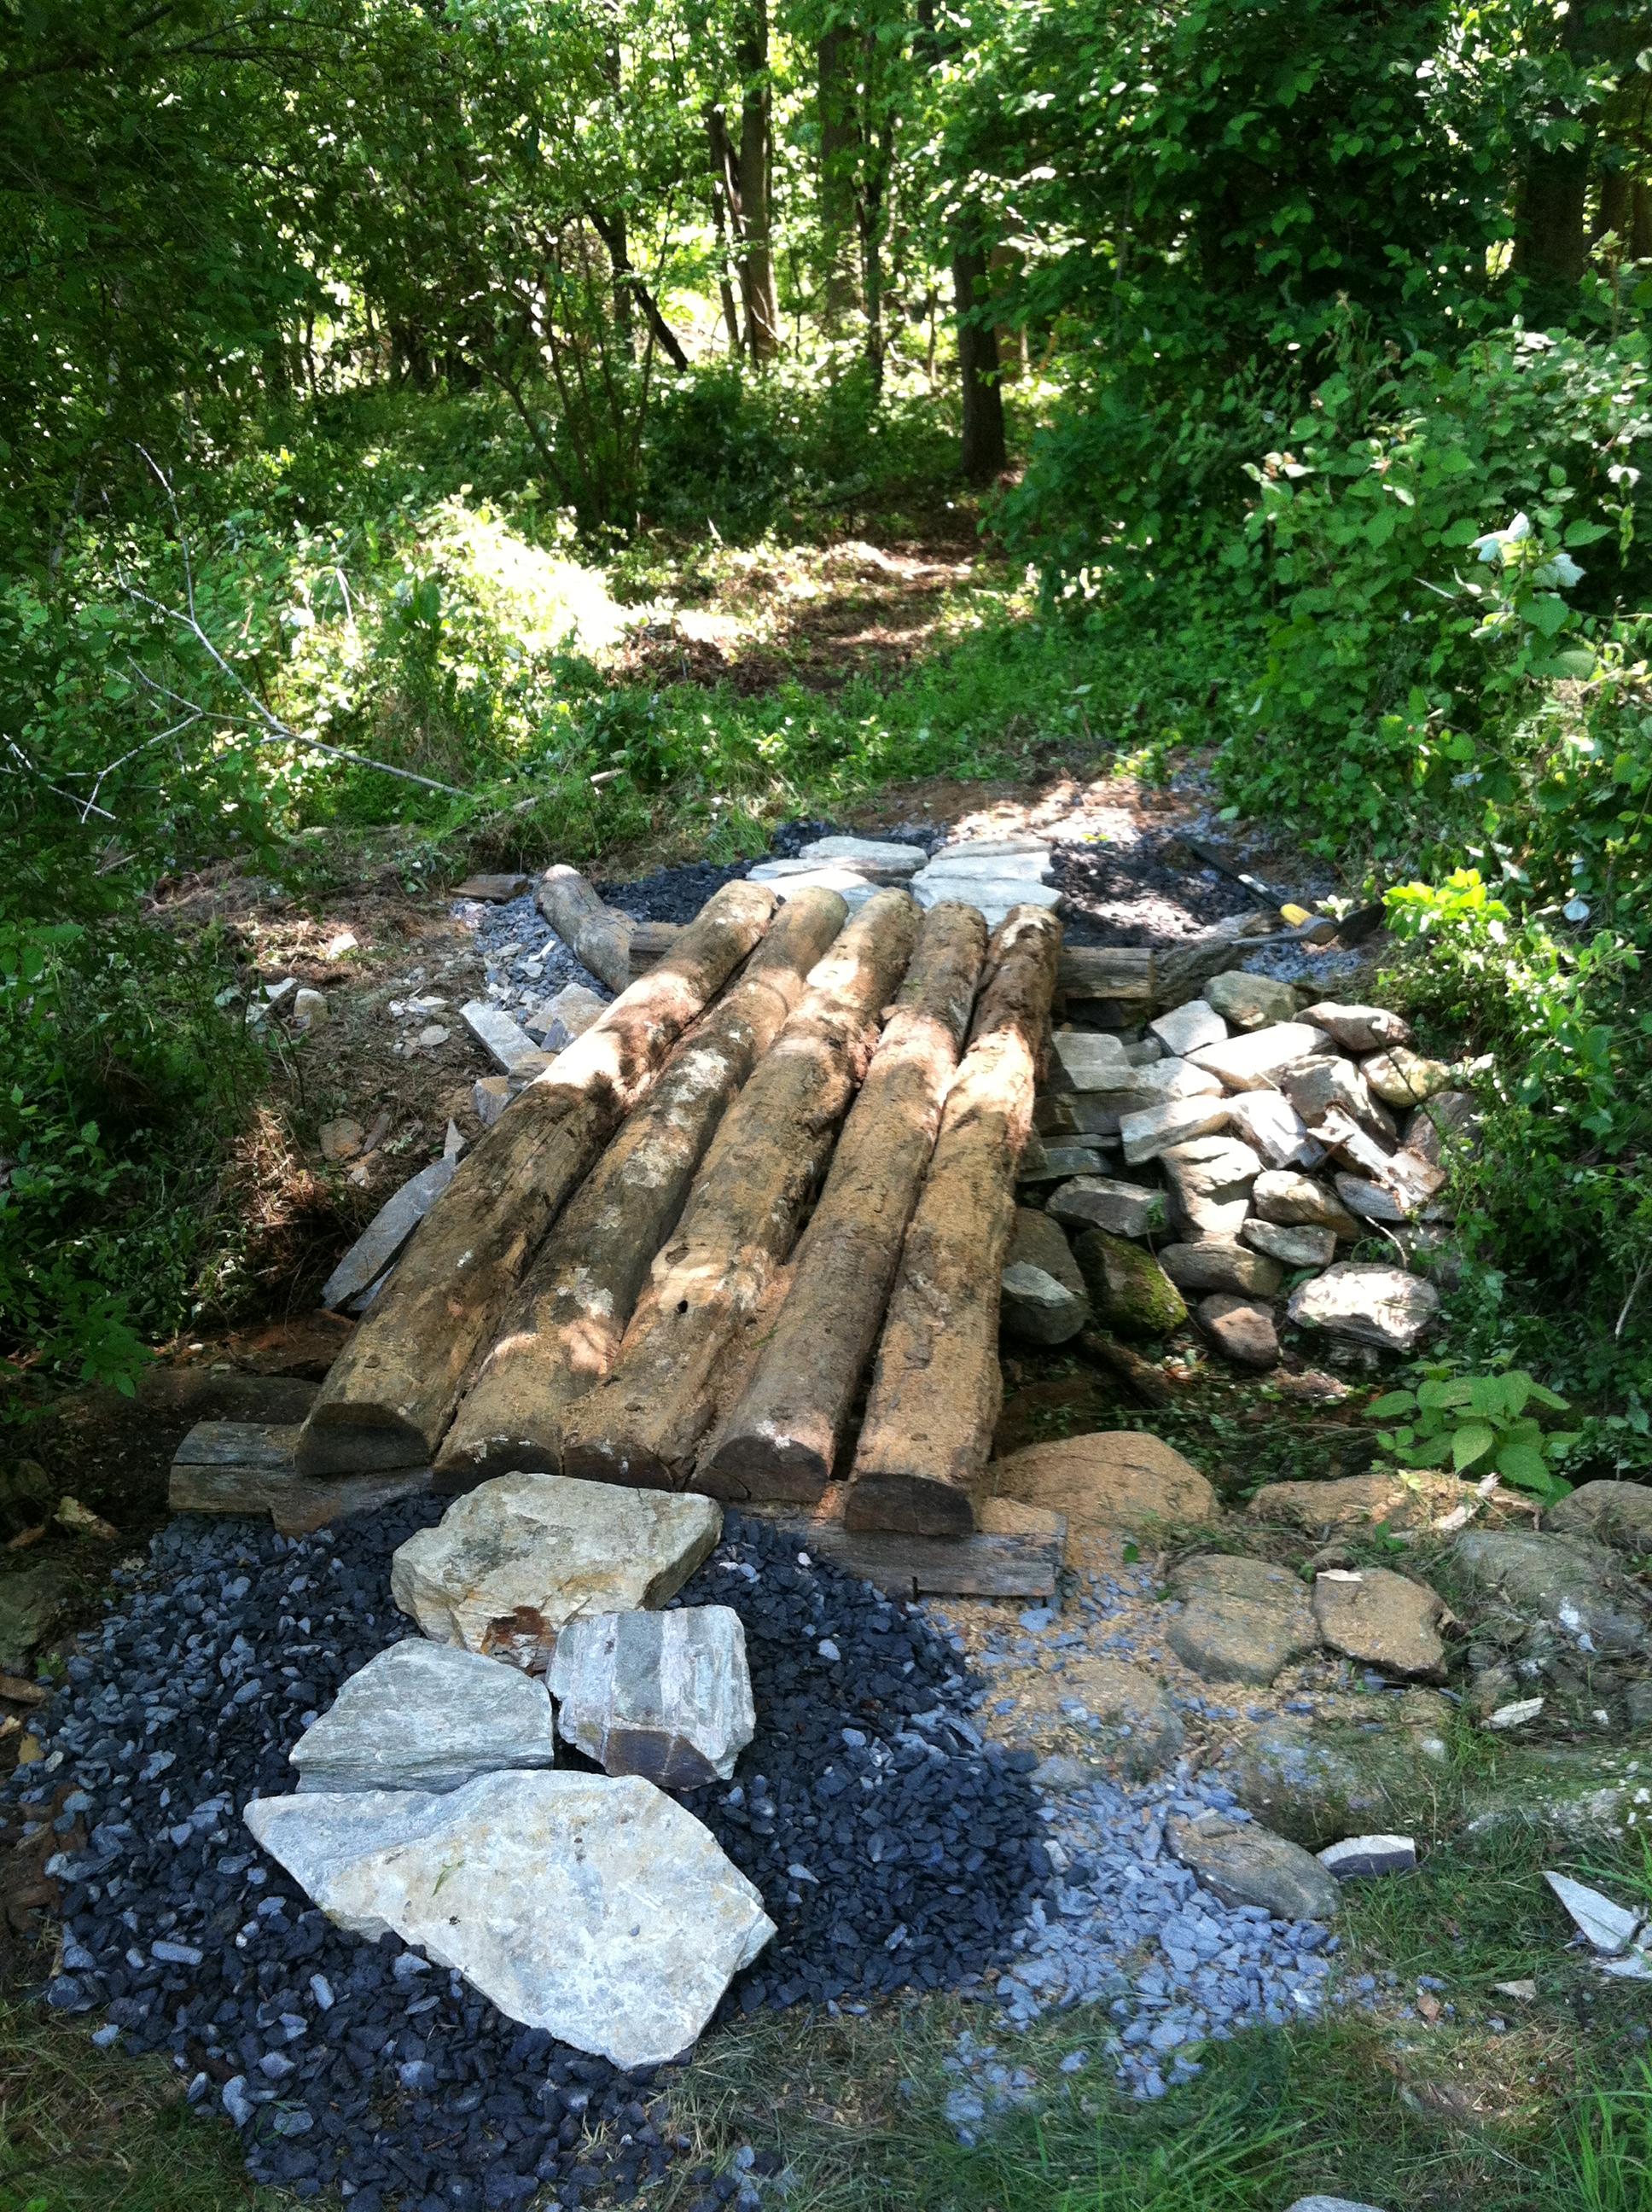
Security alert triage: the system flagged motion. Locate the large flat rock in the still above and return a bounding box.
[1167,1553,1318,1685]
[245,1771,774,2068]
[1170,1808,1341,1922]
[1312,1568,1446,1680]
[549,1605,755,1788]
[987,1431,1219,1533]
[392,1473,722,1668]
[290,1639,556,1794]
[1287,1264,1439,1353]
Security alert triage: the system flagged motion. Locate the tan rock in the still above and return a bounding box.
[1198,1294,1280,1369]
[986,1431,1219,1534]
[1204,972,1300,1030]
[1312,1568,1447,1679]
[1304,1002,1412,1052]
[319,1117,364,1162]
[1160,1134,1263,1238]
[1248,1468,1486,1534]
[1166,1553,1319,1684]
[1252,1170,1358,1237]
[1160,1242,1283,1297]
[1187,1022,1334,1091]
[1364,1047,1457,1109]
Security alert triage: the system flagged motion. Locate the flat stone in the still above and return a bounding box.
[1170,1809,1341,1921]
[1248,1469,1487,1534]
[290,1641,556,1793]
[1363,1047,1457,1108]
[988,1431,1219,1533]
[1160,1134,1262,1237]
[1224,1090,1319,1170]
[1242,1217,1336,1267]
[1287,1265,1440,1353]
[455,873,531,902]
[245,1772,774,2067]
[1334,1173,1410,1225]
[1047,1030,1135,1092]
[1544,1871,1643,1953]
[549,1606,754,1788]
[461,999,549,1076]
[1046,1176,1166,1239]
[1039,1655,1185,1781]
[1204,972,1300,1029]
[1148,999,1228,1057]
[1227,1692,1455,1848]
[1019,1140,1115,1185]
[392,1474,722,1668]
[1450,1530,1649,1661]
[1059,1060,1223,1134]
[1166,1554,1318,1684]
[321,1159,458,1308]
[1160,1242,1283,1296]
[1318,1833,1418,1880]
[1188,1022,1333,1091]
[1278,1057,1394,1144]
[1312,1569,1446,1679]
[1284,2197,1392,2212]
[753,864,881,909]
[935,834,1052,860]
[1073,1229,1188,1336]
[910,875,1062,913]
[526,982,607,1051]
[319,1116,364,1161]
[474,1074,510,1127]
[1198,1294,1280,1369]
[1302,1003,1411,1053]
[795,835,924,879]
[1252,1170,1358,1237]
[1545,1480,1652,1552]
[919,847,1053,885]
[0,1563,73,1674]
[1002,1209,1089,1345]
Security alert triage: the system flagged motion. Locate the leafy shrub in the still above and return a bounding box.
[1366,1363,1577,1503]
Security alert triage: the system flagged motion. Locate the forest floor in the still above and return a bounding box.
[4,534,1649,2212]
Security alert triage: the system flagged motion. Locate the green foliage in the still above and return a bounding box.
[1365,1361,1578,1500]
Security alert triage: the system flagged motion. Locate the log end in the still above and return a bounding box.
[294,1405,434,1478]
[559,1431,681,1493]
[841,1471,978,1539]
[698,1427,832,1505]
[432,1429,561,1493]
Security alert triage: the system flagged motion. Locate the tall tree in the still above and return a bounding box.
[734,0,782,358]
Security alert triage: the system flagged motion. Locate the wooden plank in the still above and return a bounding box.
[169,1426,434,1531]
[626,920,683,979]
[742,1495,1065,1598]
[1056,946,1154,1004]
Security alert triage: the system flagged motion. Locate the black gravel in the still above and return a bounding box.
[596,818,937,926]
[20,1502,1044,2207]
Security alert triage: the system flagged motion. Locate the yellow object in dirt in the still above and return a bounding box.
[1280,903,1312,926]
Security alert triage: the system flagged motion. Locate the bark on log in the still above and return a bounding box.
[536,864,633,993]
[560,888,922,1490]
[627,919,683,978]
[1056,946,1153,1006]
[700,901,988,1503]
[295,881,777,1476]
[843,905,1062,1535]
[433,888,850,1487]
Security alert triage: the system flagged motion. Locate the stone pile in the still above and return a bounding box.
[1009,978,1474,1371]
[753,831,1058,929]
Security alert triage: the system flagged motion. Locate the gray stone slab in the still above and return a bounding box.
[549,1605,754,1788]
[461,998,547,1075]
[291,1639,557,1794]
[321,1159,457,1307]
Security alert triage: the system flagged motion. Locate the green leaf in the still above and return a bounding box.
[1418,1378,1472,1411]
[1495,1441,1552,1492]
[1367,1390,1416,1418]
[1452,1422,1497,1471]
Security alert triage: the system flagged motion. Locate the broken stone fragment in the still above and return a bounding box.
[1363,1046,1457,1109]
[549,1605,755,1789]
[1017,1140,1114,1185]
[795,835,924,880]
[245,1771,774,2068]
[1317,1832,1418,1880]
[1197,1294,1280,1370]
[1119,1093,1231,1164]
[1303,1002,1412,1053]
[1277,1056,1395,1144]
[391,1472,722,1669]
[1045,1175,1166,1240]
[290,1639,557,1793]
[1251,1169,1359,1237]
[1186,1021,1333,1091]
[526,982,608,1050]
[1148,998,1228,1057]
[460,999,548,1076]
[319,1116,364,1161]
[1046,1029,1134,1092]
[1170,1808,1341,1921]
[1160,1133,1262,1237]
[1286,1264,1440,1353]
[473,1074,510,1127]
[1311,1568,1447,1680]
[1002,1208,1089,1346]
[1224,1089,1319,1170]
[293,987,329,1031]
[1242,1217,1336,1268]
[1204,971,1300,1029]
[321,1157,459,1309]
[1160,1241,1283,1297]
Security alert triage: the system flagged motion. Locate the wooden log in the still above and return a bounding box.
[1056,946,1154,1005]
[560,888,922,1491]
[842,905,1062,1537]
[536,864,632,992]
[699,902,989,1504]
[294,880,777,1476]
[627,919,683,979]
[433,888,851,1487]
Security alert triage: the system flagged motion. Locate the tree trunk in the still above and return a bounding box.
[843,906,1062,1535]
[817,24,858,329]
[858,94,894,386]
[735,0,782,361]
[560,891,922,1490]
[1634,180,1652,264]
[701,901,988,1502]
[707,106,747,354]
[952,233,1006,481]
[294,881,777,1476]
[433,889,849,1488]
[535,863,633,993]
[1515,148,1591,286]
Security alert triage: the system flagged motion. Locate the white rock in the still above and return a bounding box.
[416,1023,451,1049]
[1286,1264,1440,1353]
[1160,1135,1263,1237]
[758,865,881,909]
[1544,1871,1643,1955]
[293,987,329,1031]
[922,844,1052,880]
[245,1772,774,2066]
[1317,1833,1418,1880]
[1188,1021,1334,1091]
[1225,1090,1318,1170]
[290,1641,556,1794]
[462,999,549,1076]
[910,874,1062,913]
[549,1606,755,1788]
[1048,1030,1134,1092]
[526,982,608,1050]
[934,834,1052,860]
[795,835,924,879]
[1120,1093,1231,1165]
[1283,2199,1393,2212]
[474,1075,510,1128]
[392,1473,722,1669]
[1148,999,1227,1057]
[1485,1697,1545,1732]
[1304,1001,1411,1052]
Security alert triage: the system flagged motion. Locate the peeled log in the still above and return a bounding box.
[843,905,1062,1536]
[433,889,850,1487]
[700,903,988,1503]
[536,864,632,993]
[295,881,777,1476]
[560,889,922,1491]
